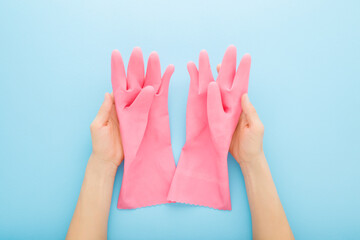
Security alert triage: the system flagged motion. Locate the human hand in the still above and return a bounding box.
[67,93,123,240]
[90,92,124,168]
[216,65,264,166]
[219,63,293,238]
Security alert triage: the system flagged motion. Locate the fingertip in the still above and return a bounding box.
[241,94,250,112]
[207,81,220,98]
[111,49,120,57]
[142,85,156,95]
[129,46,144,60]
[199,50,210,69]
[240,53,252,66]
[216,64,221,73]
[108,92,115,103]
[133,46,142,53]
[166,64,175,75]
[243,93,249,100]
[227,44,237,52]
[131,47,144,60]
[224,45,237,59]
[243,53,251,60]
[222,45,237,62]
[187,61,197,71]
[199,49,209,59]
[148,51,160,61]
[104,92,113,107]
[187,61,198,77]
[163,64,175,81]
[208,81,218,91]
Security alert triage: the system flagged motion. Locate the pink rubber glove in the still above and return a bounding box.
[167,46,251,210]
[111,48,176,209]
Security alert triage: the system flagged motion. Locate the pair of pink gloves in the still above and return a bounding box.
[111,46,251,210]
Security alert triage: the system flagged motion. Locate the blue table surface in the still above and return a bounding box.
[1,0,359,239]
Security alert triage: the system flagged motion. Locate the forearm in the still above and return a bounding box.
[66,155,118,240]
[240,153,294,240]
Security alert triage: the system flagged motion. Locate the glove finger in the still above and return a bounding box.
[128,86,155,114]
[111,50,126,91]
[144,52,161,93]
[127,47,144,90]
[158,64,174,96]
[199,50,214,94]
[218,45,237,90]
[187,61,199,94]
[225,53,251,113]
[232,53,251,94]
[120,86,155,158]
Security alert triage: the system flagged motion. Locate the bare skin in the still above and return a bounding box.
[67,67,294,240]
[217,64,294,240]
[231,94,294,240]
[66,93,123,240]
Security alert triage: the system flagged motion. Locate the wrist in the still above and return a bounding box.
[238,151,267,176]
[87,154,118,179]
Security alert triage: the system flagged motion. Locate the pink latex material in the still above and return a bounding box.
[167,46,251,210]
[111,48,176,209]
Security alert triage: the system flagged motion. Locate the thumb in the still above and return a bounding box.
[123,86,155,158]
[128,86,155,114]
[93,93,113,126]
[241,94,261,127]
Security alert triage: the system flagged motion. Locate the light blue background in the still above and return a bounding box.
[1,0,359,239]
